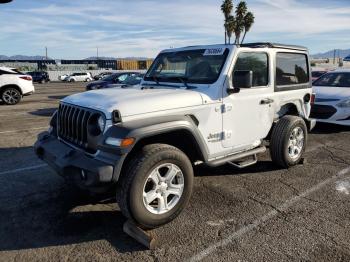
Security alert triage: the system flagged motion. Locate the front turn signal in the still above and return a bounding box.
[120,138,135,148]
[105,137,135,148]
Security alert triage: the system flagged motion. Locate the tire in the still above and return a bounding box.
[117,144,194,229]
[270,115,307,168]
[1,87,22,105]
[69,79,75,82]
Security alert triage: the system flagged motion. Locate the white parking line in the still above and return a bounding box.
[189,166,350,262]
[0,164,47,176]
[0,127,47,134]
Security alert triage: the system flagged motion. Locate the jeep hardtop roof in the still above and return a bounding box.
[161,43,308,53]
[239,42,308,51]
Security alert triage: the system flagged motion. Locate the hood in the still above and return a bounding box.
[313,86,350,101]
[62,87,204,118]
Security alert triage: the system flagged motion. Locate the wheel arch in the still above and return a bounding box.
[105,115,209,183]
[0,84,23,95]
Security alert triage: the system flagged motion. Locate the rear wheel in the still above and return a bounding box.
[1,87,22,105]
[270,116,307,168]
[117,144,194,229]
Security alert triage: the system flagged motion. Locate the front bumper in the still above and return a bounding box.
[34,132,122,188]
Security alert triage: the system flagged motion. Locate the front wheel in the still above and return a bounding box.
[1,87,22,105]
[117,144,194,229]
[270,116,307,168]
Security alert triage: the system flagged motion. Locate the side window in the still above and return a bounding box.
[233,52,269,87]
[118,74,128,82]
[276,53,309,86]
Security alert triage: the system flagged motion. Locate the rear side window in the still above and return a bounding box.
[233,52,269,87]
[276,53,309,86]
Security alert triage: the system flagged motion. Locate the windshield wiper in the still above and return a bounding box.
[174,77,197,89]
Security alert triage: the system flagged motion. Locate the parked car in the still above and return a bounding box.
[58,74,69,81]
[0,66,35,105]
[86,72,141,90]
[27,71,50,83]
[93,71,114,81]
[105,74,144,89]
[311,70,327,82]
[66,72,93,82]
[35,43,315,229]
[311,69,350,126]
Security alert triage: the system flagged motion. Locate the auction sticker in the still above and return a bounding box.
[203,48,225,56]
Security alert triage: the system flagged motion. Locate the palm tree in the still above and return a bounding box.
[241,12,255,44]
[221,0,233,44]
[234,1,247,44]
[226,16,236,44]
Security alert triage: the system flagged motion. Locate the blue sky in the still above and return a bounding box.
[0,0,349,59]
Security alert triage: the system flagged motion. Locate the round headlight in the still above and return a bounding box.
[98,115,105,132]
[88,113,105,136]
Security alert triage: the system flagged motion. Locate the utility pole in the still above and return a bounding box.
[96,47,99,60]
[333,49,336,65]
[45,47,48,60]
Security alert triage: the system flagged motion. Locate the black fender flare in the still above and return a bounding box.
[98,115,209,181]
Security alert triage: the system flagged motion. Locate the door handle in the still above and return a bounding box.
[260,98,274,105]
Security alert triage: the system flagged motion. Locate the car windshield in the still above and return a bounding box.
[103,73,120,81]
[313,72,350,87]
[144,48,229,84]
[123,74,143,85]
[312,71,326,78]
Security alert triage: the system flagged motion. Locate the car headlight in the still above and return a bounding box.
[88,113,105,136]
[98,115,105,132]
[337,99,350,108]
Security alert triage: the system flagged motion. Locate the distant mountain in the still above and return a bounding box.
[0,55,51,60]
[312,49,350,59]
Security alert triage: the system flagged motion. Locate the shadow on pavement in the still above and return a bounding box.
[0,147,145,254]
[29,107,57,117]
[311,122,350,134]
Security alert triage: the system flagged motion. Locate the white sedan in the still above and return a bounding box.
[311,69,350,126]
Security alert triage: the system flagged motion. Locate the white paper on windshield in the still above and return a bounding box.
[203,48,225,56]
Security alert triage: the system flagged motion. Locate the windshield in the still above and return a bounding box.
[103,73,120,81]
[144,48,229,84]
[313,72,350,87]
[312,71,326,78]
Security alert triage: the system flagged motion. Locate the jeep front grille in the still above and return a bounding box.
[58,103,91,149]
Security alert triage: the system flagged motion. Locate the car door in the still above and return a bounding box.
[222,51,275,150]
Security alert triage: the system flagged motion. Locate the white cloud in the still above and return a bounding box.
[0,0,349,57]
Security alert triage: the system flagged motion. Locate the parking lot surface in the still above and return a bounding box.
[0,82,350,261]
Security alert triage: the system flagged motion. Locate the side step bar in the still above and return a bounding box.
[206,146,266,167]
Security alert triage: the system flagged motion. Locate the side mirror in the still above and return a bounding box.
[232,70,253,89]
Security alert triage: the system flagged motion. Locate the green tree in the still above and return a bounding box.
[241,12,255,44]
[234,1,247,44]
[221,0,234,44]
[225,15,236,44]
[221,1,254,45]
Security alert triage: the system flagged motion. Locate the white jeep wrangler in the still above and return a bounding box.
[35,43,315,229]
